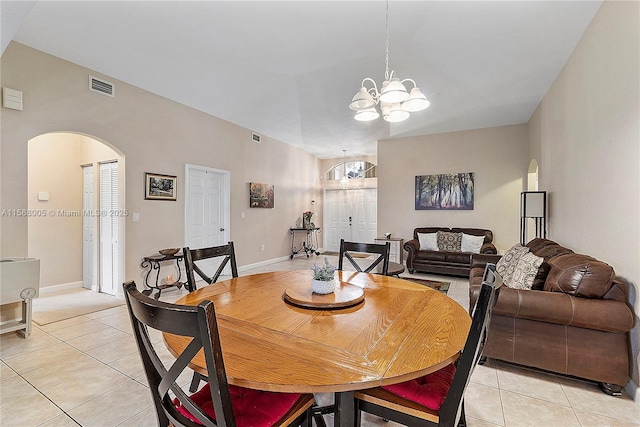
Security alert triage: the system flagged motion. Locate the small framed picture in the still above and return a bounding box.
[145,173,177,201]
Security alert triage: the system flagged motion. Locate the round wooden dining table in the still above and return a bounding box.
[164,270,471,426]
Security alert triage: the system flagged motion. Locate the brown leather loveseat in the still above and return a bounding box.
[469,238,634,395]
[404,227,497,277]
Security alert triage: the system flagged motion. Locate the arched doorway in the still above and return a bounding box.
[27,132,125,296]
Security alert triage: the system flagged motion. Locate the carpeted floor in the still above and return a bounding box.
[402,277,450,294]
[32,288,124,325]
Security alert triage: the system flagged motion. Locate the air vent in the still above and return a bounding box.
[251,132,261,143]
[89,75,114,97]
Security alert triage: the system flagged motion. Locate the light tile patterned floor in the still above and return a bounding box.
[1,255,638,427]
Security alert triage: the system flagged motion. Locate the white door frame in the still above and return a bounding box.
[184,164,231,248]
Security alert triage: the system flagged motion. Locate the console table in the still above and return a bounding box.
[289,227,321,258]
[140,253,184,299]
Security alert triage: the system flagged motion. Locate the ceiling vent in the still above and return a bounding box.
[89,75,114,97]
[251,132,261,143]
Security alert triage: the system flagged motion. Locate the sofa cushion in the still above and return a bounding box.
[416,250,448,262]
[544,254,615,298]
[461,233,485,253]
[496,244,529,287]
[437,231,462,252]
[417,232,438,251]
[508,252,543,290]
[445,252,472,264]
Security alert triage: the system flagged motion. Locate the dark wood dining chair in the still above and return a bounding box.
[354,263,502,427]
[183,242,238,292]
[338,239,391,275]
[123,281,314,427]
[183,243,239,392]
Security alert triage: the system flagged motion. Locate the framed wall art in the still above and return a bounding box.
[145,172,177,201]
[249,182,274,208]
[415,172,474,210]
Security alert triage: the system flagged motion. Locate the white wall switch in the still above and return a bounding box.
[3,88,23,111]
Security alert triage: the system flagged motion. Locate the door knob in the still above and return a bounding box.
[220,228,225,232]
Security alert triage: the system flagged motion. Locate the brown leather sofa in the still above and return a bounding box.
[469,238,634,395]
[404,227,497,277]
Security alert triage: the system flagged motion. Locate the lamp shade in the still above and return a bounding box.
[384,103,410,122]
[521,191,546,218]
[402,87,430,112]
[379,78,409,103]
[349,87,376,110]
[354,108,380,121]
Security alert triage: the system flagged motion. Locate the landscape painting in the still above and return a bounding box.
[145,173,177,201]
[250,182,274,208]
[415,172,474,210]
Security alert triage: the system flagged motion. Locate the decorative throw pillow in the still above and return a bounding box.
[496,244,529,287]
[417,233,439,251]
[508,251,543,290]
[436,231,462,252]
[461,233,485,254]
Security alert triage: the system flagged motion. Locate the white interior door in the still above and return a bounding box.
[99,161,119,295]
[324,188,377,252]
[82,165,96,290]
[185,165,230,277]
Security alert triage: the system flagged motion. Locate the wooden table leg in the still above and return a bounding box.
[334,391,355,427]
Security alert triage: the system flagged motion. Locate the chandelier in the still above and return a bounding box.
[349,0,430,122]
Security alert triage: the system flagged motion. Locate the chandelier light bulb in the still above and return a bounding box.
[379,78,409,104]
[349,87,376,111]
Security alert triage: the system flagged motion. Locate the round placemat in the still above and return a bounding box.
[283,282,364,310]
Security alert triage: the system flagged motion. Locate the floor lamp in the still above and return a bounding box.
[520,191,546,244]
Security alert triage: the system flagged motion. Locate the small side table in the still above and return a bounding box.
[289,227,321,258]
[140,253,185,299]
[374,237,404,264]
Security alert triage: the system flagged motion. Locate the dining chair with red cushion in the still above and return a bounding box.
[354,264,501,426]
[123,281,314,427]
[183,243,239,392]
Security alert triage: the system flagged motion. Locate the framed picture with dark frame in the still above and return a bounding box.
[249,182,274,208]
[415,172,474,210]
[145,172,177,201]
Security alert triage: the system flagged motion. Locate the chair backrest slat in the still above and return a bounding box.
[123,281,237,427]
[338,239,391,275]
[438,263,502,426]
[183,242,238,292]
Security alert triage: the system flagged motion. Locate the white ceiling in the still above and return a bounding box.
[1,1,602,159]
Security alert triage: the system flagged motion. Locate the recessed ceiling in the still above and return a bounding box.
[1,1,602,159]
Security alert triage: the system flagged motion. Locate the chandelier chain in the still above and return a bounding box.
[384,0,390,81]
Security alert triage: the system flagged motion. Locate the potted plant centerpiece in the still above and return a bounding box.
[311,257,337,294]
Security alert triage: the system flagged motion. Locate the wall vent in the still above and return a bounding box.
[251,132,261,143]
[89,75,115,97]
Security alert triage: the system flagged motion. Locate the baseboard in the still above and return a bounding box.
[625,378,639,404]
[239,255,291,273]
[39,281,84,296]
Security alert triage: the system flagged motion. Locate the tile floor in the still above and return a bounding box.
[1,255,638,427]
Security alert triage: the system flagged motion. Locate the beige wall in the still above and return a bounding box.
[528,0,640,390]
[378,124,529,253]
[1,42,321,297]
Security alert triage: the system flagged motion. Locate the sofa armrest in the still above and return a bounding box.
[470,253,502,270]
[404,239,420,271]
[480,242,497,254]
[490,287,634,333]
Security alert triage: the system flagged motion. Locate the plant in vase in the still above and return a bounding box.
[311,257,337,294]
[303,211,313,229]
